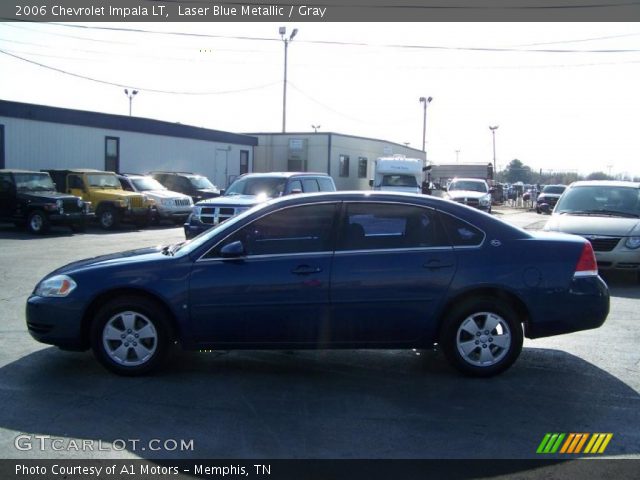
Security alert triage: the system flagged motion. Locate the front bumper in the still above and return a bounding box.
[26,295,88,351]
[184,221,211,239]
[48,212,94,225]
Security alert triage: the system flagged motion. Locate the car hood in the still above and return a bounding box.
[18,191,79,201]
[49,246,168,276]
[447,190,488,199]
[196,194,264,207]
[196,189,220,195]
[544,214,640,236]
[141,189,190,200]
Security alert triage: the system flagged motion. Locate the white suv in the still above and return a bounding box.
[118,174,193,224]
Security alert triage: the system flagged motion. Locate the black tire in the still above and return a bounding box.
[27,210,50,234]
[440,297,523,377]
[90,296,171,376]
[97,206,120,230]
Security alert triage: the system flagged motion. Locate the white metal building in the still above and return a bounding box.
[248,132,426,190]
[0,100,257,189]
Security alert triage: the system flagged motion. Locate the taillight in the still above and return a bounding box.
[574,241,598,277]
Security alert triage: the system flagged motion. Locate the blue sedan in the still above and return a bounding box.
[26,192,609,377]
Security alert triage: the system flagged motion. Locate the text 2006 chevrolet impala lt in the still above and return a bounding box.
[27,192,609,377]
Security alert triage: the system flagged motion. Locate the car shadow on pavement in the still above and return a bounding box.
[0,346,637,465]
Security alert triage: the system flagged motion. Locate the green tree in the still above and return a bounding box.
[504,159,533,183]
[586,171,612,180]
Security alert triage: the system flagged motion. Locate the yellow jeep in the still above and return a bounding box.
[45,169,152,230]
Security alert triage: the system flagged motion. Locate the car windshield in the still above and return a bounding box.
[542,185,566,195]
[449,180,488,193]
[555,185,640,217]
[189,176,216,190]
[381,174,418,188]
[14,173,56,191]
[132,177,166,191]
[87,174,121,188]
[225,177,287,197]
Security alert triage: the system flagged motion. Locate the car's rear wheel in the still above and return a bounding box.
[91,296,171,376]
[440,297,523,377]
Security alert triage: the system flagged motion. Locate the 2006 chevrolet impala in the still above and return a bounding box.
[27,191,609,377]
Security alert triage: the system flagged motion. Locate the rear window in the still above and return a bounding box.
[317,177,336,192]
[439,213,485,247]
[542,185,566,195]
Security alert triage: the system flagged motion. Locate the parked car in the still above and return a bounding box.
[536,184,566,213]
[0,169,93,234]
[150,172,220,204]
[27,191,609,377]
[184,172,336,239]
[543,180,640,282]
[44,169,152,230]
[118,174,193,224]
[445,177,493,213]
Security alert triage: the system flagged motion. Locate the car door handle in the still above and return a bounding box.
[291,265,322,275]
[423,260,454,270]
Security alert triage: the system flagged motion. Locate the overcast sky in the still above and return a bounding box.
[1,22,639,178]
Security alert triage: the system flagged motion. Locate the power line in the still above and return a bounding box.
[0,48,280,95]
[9,21,640,54]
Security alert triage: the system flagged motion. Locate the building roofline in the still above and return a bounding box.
[0,99,258,147]
[244,131,425,156]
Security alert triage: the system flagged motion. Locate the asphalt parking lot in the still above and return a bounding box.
[0,210,638,462]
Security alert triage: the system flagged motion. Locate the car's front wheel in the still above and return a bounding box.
[27,210,50,234]
[91,296,171,376]
[98,206,120,230]
[440,297,523,377]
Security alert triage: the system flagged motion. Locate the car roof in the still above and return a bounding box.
[450,177,487,183]
[235,172,331,180]
[45,169,113,173]
[0,169,49,174]
[569,180,640,189]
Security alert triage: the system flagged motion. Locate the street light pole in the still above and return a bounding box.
[124,89,138,116]
[455,149,460,163]
[419,96,432,155]
[489,125,499,175]
[280,27,298,133]
[311,124,321,133]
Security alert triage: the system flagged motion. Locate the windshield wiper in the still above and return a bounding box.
[566,209,639,218]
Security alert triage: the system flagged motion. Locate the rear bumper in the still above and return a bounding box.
[526,275,609,339]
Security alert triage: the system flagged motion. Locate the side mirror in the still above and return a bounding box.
[368,179,373,187]
[539,203,551,214]
[220,240,245,258]
[219,189,226,196]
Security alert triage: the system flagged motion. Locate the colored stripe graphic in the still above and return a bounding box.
[584,433,613,454]
[538,433,613,454]
[537,433,565,454]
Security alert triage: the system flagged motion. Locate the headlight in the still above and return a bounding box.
[479,194,491,206]
[161,199,173,206]
[191,207,201,222]
[625,237,640,249]
[35,275,77,297]
[77,198,84,208]
[56,199,63,209]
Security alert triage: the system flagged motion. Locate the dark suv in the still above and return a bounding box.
[150,172,220,204]
[0,169,92,234]
[184,172,336,239]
